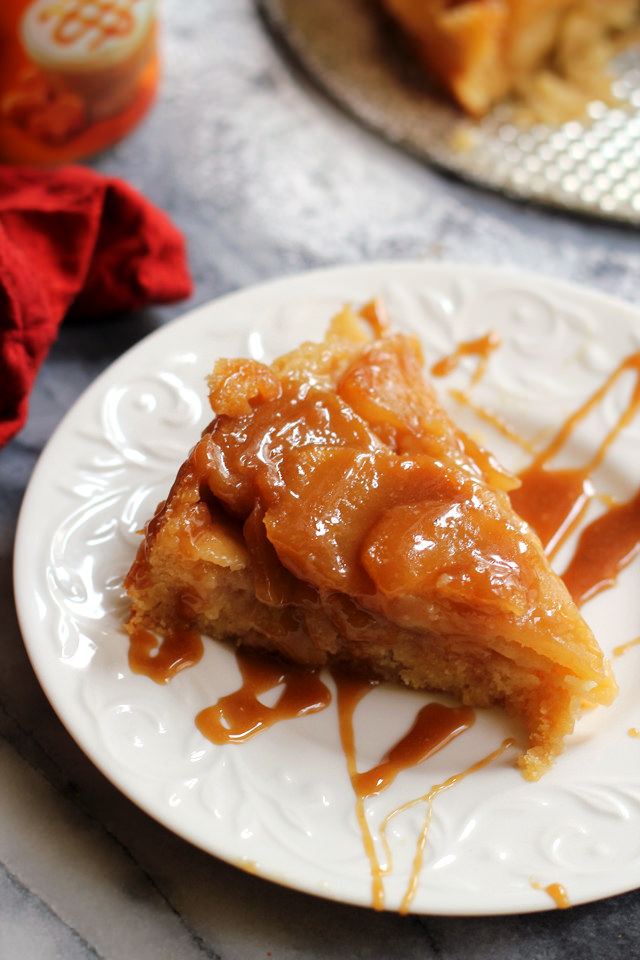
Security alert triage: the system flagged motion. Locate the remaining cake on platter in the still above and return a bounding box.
[124,302,617,781]
[379,0,639,119]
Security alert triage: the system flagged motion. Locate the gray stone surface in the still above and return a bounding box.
[2,0,640,956]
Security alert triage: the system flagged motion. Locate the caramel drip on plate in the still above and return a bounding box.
[384,738,515,914]
[511,351,640,565]
[195,649,331,744]
[561,487,640,606]
[359,298,390,338]
[332,672,386,908]
[353,701,476,798]
[510,465,592,559]
[125,630,485,911]
[448,388,538,454]
[613,636,640,658]
[431,332,536,453]
[431,331,501,383]
[332,668,483,911]
[435,335,640,596]
[128,627,204,683]
[531,879,571,909]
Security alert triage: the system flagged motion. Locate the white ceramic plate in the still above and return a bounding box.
[14,262,640,915]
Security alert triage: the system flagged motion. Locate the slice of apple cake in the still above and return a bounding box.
[124,302,617,780]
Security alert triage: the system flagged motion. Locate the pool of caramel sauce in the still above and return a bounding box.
[436,338,640,607]
[128,333,640,913]
[508,351,640,604]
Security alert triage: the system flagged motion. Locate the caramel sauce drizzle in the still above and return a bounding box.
[128,627,204,683]
[431,332,538,454]
[332,670,477,909]
[613,636,640,658]
[510,352,640,572]
[531,879,571,910]
[511,465,593,560]
[41,0,138,50]
[131,642,487,911]
[386,738,515,914]
[359,298,390,338]
[448,388,539,455]
[195,649,331,744]
[332,673,386,907]
[353,699,476,798]
[431,332,501,384]
[561,487,640,606]
[434,337,640,602]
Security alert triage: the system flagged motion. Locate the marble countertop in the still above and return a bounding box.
[3,0,640,956]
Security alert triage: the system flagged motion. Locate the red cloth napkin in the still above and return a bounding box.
[0,165,192,447]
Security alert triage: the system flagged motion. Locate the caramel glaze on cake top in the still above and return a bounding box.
[125,303,617,781]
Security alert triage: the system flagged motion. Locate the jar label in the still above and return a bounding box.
[0,0,159,163]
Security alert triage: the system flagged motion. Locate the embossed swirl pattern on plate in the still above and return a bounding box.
[14,263,640,914]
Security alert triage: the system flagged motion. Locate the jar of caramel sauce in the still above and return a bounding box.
[0,0,159,163]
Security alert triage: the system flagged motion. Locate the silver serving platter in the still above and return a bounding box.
[258,0,640,224]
